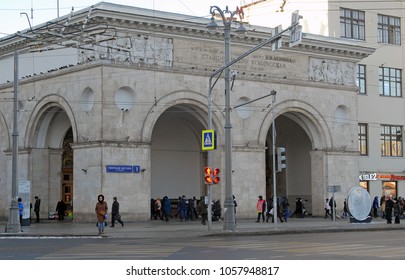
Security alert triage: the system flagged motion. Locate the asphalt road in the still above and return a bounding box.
[0,230,403,260]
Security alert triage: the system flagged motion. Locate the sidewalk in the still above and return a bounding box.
[2,216,405,238]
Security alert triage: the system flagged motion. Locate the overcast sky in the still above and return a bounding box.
[0,0,249,38]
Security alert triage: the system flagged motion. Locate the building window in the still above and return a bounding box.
[358,123,368,156]
[382,181,397,198]
[379,67,402,97]
[340,8,365,40]
[357,64,366,94]
[359,181,369,192]
[380,125,402,157]
[378,14,401,45]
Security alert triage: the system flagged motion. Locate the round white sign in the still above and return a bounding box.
[347,187,371,221]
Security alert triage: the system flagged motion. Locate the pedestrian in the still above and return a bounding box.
[393,198,400,224]
[197,196,208,225]
[380,196,386,218]
[95,194,108,234]
[324,198,331,218]
[329,197,336,220]
[398,197,405,219]
[56,199,66,221]
[192,196,198,220]
[153,197,163,220]
[269,197,284,223]
[110,197,124,227]
[187,198,194,221]
[256,195,266,222]
[179,195,187,222]
[34,196,41,223]
[18,197,24,231]
[372,196,379,217]
[162,196,172,222]
[150,198,155,220]
[343,198,348,219]
[233,195,237,225]
[385,196,394,224]
[265,197,273,223]
[282,197,290,222]
[295,197,304,218]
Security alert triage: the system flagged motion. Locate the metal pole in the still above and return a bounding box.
[207,78,213,231]
[222,11,235,232]
[57,0,60,18]
[5,51,21,233]
[271,93,277,225]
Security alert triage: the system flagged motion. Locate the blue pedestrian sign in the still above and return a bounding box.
[202,130,215,151]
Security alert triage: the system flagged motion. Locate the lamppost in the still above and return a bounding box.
[5,51,21,233]
[207,6,246,231]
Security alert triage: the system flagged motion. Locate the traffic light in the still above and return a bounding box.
[276,147,286,172]
[204,167,213,184]
[204,167,220,184]
[213,168,220,184]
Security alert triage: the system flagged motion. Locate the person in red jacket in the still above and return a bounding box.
[256,195,266,223]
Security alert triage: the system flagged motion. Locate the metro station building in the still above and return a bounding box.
[0,2,375,221]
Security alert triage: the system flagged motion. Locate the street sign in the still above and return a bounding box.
[328,185,341,193]
[106,165,133,173]
[272,25,283,51]
[359,173,377,181]
[289,10,303,47]
[202,129,215,151]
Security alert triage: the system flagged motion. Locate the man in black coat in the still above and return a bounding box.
[34,196,41,223]
[110,197,124,227]
[385,196,394,224]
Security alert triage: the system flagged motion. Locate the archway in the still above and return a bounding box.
[26,101,75,221]
[151,104,206,200]
[266,115,312,212]
[261,100,332,216]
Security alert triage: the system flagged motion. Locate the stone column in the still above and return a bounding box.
[310,150,327,216]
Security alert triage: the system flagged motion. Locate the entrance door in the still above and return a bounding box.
[62,168,73,214]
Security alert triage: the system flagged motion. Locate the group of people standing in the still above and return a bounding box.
[256,195,291,223]
[151,195,236,226]
[151,195,211,225]
[324,197,347,220]
[377,195,404,224]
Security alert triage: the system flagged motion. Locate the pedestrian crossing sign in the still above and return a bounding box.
[202,129,215,151]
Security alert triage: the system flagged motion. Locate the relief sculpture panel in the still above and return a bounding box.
[79,34,173,67]
[308,57,356,86]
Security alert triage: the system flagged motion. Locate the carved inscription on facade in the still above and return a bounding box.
[308,57,356,86]
[79,35,173,66]
[189,46,296,73]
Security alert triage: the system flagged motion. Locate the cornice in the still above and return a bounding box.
[0,2,374,61]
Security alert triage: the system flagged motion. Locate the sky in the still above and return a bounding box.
[0,0,253,38]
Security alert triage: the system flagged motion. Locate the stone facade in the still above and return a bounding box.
[0,3,373,222]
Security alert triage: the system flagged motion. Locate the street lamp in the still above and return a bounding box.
[207,6,246,232]
[5,51,21,233]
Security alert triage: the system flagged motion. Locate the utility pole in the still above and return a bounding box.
[5,51,21,233]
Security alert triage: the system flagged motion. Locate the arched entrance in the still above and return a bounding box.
[150,104,206,200]
[261,100,332,216]
[26,101,76,221]
[266,115,312,211]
